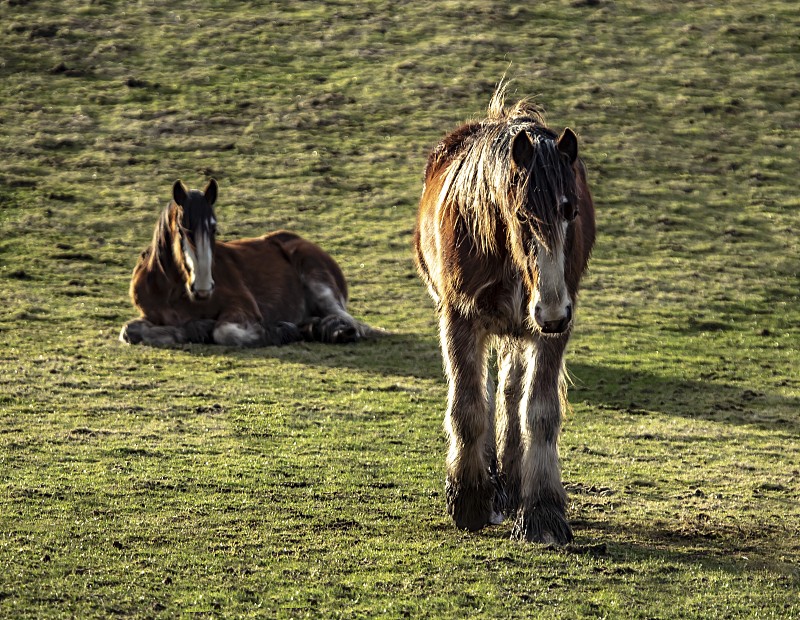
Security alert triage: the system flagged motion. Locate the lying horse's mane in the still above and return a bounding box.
[428,82,576,256]
[146,205,175,274]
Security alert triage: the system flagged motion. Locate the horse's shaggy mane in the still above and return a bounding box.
[146,205,176,274]
[429,82,576,257]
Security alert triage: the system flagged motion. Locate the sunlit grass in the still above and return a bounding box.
[0,0,798,618]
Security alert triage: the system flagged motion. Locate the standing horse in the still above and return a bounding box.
[120,179,380,347]
[414,85,596,544]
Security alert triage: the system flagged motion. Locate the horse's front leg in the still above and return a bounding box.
[120,318,188,346]
[512,335,573,545]
[212,319,302,347]
[494,337,526,516]
[212,320,267,347]
[440,309,500,531]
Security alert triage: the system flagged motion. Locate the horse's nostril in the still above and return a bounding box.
[535,305,572,334]
[192,286,214,300]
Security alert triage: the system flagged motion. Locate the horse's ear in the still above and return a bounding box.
[203,178,218,206]
[172,180,188,206]
[511,130,535,170]
[557,128,579,163]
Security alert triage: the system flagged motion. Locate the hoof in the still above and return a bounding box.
[512,504,573,545]
[300,316,359,344]
[119,322,142,344]
[273,321,302,345]
[491,469,510,521]
[319,315,358,343]
[445,475,497,532]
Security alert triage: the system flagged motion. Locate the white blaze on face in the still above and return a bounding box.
[182,219,215,299]
[530,220,571,328]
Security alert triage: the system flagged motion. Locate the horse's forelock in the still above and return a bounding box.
[180,191,216,241]
[445,105,573,258]
[518,136,576,253]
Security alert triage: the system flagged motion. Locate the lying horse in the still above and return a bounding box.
[414,84,596,544]
[120,179,379,347]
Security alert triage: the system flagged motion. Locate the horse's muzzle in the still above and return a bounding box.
[535,304,572,334]
[191,284,215,300]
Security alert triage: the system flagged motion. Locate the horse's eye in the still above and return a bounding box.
[561,200,578,222]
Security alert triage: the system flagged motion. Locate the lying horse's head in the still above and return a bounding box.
[169,179,218,301]
[509,126,580,335]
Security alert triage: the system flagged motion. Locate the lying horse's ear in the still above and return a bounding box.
[172,180,189,206]
[203,178,218,206]
[511,130,534,170]
[557,128,578,164]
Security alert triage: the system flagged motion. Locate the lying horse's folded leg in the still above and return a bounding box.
[119,319,188,346]
[512,336,573,545]
[212,322,266,347]
[265,321,302,346]
[183,319,217,344]
[440,310,500,532]
[299,315,359,344]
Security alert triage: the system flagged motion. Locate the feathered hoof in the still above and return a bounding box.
[445,475,502,532]
[491,470,510,520]
[119,321,143,344]
[300,316,359,344]
[511,504,573,545]
[273,321,302,345]
[183,319,216,344]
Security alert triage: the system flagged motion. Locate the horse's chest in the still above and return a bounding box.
[473,277,529,335]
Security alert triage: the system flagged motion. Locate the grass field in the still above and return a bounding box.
[1,0,798,617]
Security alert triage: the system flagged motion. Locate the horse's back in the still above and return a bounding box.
[268,230,348,302]
[219,230,348,315]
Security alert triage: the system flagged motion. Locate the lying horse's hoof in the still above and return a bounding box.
[119,321,143,344]
[300,316,359,344]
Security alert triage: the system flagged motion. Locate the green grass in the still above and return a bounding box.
[1,0,798,617]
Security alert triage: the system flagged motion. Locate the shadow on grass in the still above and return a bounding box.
[464,514,797,586]
[182,332,799,433]
[567,517,799,582]
[568,362,800,434]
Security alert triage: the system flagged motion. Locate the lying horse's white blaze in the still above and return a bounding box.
[182,218,215,300]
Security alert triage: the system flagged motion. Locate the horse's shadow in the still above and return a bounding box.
[566,518,796,583]
[185,331,799,434]
[567,361,800,434]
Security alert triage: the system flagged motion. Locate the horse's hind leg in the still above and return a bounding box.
[440,309,500,531]
[119,319,188,346]
[512,336,573,545]
[494,337,525,516]
[299,314,358,344]
[303,281,364,343]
